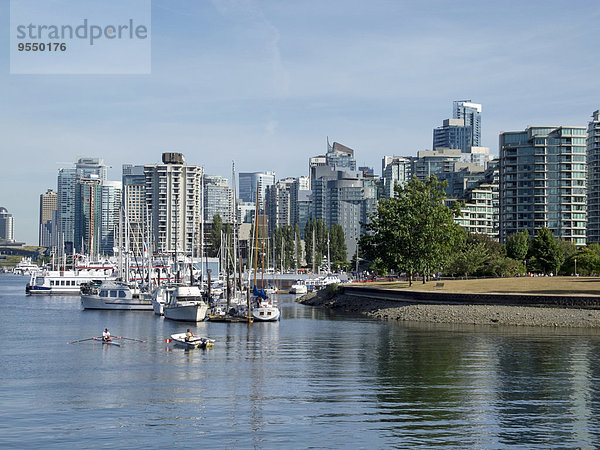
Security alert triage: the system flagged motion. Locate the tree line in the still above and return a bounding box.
[360,176,589,284]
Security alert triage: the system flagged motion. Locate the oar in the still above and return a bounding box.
[68,337,101,344]
[115,336,146,343]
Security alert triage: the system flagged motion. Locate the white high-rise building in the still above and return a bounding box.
[204,175,233,223]
[587,110,600,244]
[144,153,203,254]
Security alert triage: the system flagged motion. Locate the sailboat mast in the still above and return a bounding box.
[252,184,260,288]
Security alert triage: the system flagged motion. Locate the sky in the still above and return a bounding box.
[1,0,600,245]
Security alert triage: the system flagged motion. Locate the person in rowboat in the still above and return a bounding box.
[185,329,193,342]
[102,328,112,342]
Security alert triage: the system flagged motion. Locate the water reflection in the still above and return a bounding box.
[2,277,600,447]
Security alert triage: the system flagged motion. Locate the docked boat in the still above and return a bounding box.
[163,286,209,322]
[169,333,214,349]
[80,280,153,311]
[250,286,280,322]
[26,267,117,295]
[289,280,308,294]
[13,257,42,276]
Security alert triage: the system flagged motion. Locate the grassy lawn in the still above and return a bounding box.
[359,276,600,296]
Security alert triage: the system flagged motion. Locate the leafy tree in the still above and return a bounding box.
[561,246,600,276]
[330,223,347,269]
[295,224,302,269]
[360,176,461,286]
[209,214,223,257]
[486,255,525,277]
[506,230,529,262]
[531,227,564,275]
[445,241,489,278]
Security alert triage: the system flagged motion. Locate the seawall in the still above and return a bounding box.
[298,285,600,328]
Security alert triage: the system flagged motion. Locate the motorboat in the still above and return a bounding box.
[80,280,153,310]
[169,333,214,349]
[163,286,209,322]
[12,257,42,276]
[289,280,308,294]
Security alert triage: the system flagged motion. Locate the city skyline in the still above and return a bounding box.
[2,0,600,244]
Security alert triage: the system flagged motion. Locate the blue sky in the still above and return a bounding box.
[1,0,600,244]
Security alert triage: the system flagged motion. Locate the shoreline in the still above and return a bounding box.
[298,289,600,328]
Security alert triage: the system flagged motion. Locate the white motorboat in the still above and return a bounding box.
[80,280,153,310]
[26,267,117,295]
[169,333,214,349]
[163,286,209,322]
[13,257,42,276]
[289,280,308,294]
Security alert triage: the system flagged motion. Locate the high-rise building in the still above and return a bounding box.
[204,175,233,224]
[0,207,15,242]
[433,118,472,151]
[453,100,482,147]
[144,153,203,254]
[122,164,147,254]
[381,156,412,198]
[451,162,499,239]
[74,177,102,255]
[237,201,255,224]
[39,189,57,247]
[326,138,356,170]
[100,181,122,255]
[238,171,276,208]
[586,110,600,243]
[413,148,462,180]
[56,157,106,253]
[499,126,587,245]
[266,178,295,233]
[310,140,377,258]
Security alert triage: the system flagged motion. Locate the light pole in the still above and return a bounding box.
[574,258,577,276]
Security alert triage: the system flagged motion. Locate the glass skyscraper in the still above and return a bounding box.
[454,100,482,147]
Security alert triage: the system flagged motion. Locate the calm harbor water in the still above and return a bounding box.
[2,274,600,448]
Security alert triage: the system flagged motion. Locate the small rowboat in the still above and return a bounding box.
[169,333,214,350]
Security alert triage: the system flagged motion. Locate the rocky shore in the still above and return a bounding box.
[298,290,600,328]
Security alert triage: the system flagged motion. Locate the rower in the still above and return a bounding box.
[185,328,193,342]
[102,328,112,342]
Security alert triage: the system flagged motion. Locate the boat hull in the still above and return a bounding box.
[252,306,280,322]
[81,295,153,310]
[164,302,208,322]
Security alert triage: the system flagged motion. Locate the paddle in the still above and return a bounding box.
[116,336,146,343]
[68,337,101,344]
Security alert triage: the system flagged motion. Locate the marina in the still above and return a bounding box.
[2,273,600,447]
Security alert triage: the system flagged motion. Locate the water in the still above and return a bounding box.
[2,274,600,448]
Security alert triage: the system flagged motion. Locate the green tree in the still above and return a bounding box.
[531,227,564,275]
[295,224,302,269]
[360,176,461,286]
[209,214,223,257]
[506,230,529,262]
[329,223,347,269]
[445,241,489,278]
